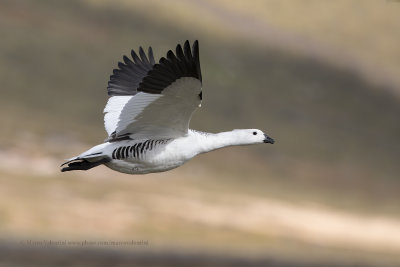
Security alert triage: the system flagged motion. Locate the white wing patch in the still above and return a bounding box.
[103,94,161,136]
[104,96,132,136]
[115,93,162,134]
[103,77,201,139]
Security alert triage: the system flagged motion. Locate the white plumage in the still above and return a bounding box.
[103,95,133,135]
[61,40,274,174]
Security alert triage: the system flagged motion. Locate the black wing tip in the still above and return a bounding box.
[192,40,199,54]
[191,40,201,82]
[138,39,202,94]
[167,50,176,60]
[108,40,201,96]
[130,49,139,62]
[139,46,149,64]
[182,39,198,47]
[148,47,155,64]
[108,45,156,96]
[183,39,198,48]
[184,40,190,49]
[175,40,198,55]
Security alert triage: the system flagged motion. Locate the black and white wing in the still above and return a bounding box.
[104,40,202,141]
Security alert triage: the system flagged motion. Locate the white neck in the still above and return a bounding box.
[191,130,249,154]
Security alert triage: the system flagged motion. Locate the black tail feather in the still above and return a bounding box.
[61,158,110,172]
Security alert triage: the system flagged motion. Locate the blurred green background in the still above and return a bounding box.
[1,0,400,266]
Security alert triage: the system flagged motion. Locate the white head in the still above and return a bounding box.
[231,129,275,145]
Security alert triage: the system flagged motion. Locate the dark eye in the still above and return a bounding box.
[253,132,257,135]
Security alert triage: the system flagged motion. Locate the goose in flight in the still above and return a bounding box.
[61,40,275,174]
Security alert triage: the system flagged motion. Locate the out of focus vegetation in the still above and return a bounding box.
[1,0,400,266]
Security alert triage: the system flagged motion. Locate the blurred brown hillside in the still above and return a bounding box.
[1,0,399,209]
